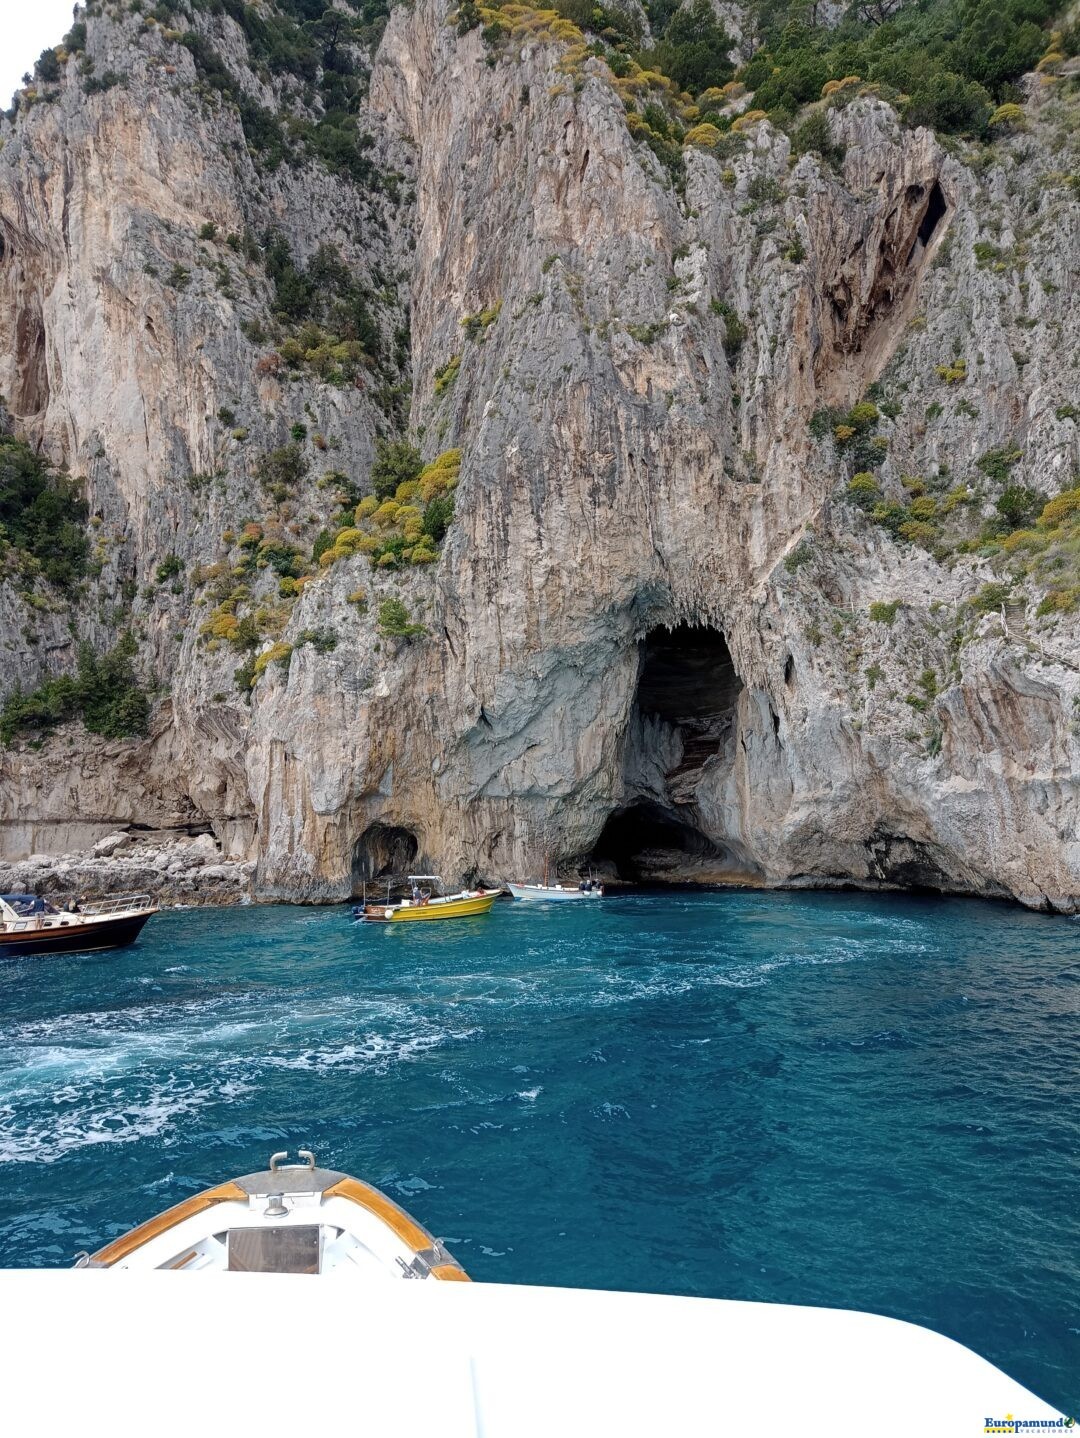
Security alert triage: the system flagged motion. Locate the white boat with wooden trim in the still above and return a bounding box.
[359,874,498,923]
[0,892,158,958]
[506,880,604,901]
[76,1149,469,1279]
[37,1153,1057,1431]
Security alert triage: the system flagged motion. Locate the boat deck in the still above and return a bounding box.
[0,1272,1055,1436]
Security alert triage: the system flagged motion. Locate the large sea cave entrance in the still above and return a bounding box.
[590,801,732,883]
[588,624,754,885]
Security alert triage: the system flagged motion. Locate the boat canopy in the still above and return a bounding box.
[407,875,442,883]
[1,894,56,915]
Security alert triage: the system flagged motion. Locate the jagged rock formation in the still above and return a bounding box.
[0,828,254,907]
[1,1,1078,911]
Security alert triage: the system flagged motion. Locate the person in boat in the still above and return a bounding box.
[411,882,422,906]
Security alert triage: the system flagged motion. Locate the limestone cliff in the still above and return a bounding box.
[1,0,1078,911]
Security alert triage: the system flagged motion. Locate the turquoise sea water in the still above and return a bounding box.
[0,891,1076,1408]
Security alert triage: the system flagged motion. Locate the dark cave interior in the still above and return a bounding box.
[352,823,418,888]
[588,625,748,883]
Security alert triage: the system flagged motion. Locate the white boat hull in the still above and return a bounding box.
[5,1274,1055,1437]
[506,883,602,901]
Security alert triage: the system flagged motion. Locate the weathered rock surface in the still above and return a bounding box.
[0,831,254,906]
[1,1,1078,911]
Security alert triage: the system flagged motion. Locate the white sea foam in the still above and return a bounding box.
[0,1071,256,1165]
[261,1025,480,1076]
[1,990,265,1045]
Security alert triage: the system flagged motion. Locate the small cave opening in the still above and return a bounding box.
[906,181,949,265]
[917,181,948,248]
[352,822,418,890]
[865,828,954,893]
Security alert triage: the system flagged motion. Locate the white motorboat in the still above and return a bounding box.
[20,1147,1059,1432]
[15,1207,1056,1435]
[505,881,604,901]
[75,1149,469,1278]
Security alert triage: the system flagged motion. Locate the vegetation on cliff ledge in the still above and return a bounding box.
[830,386,1080,618]
[0,435,90,593]
[319,447,461,570]
[456,0,1077,177]
[0,634,150,746]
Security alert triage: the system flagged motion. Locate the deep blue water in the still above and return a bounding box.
[0,891,1076,1408]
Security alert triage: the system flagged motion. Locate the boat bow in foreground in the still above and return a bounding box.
[78,1149,468,1278]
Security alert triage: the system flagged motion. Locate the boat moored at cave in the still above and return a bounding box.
[0,892,158,958]
[359,875,498,923]
[505,880,604,900]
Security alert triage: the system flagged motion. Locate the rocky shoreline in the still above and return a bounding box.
[0,831,255,909]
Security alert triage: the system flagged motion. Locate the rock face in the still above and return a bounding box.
[0,830,254,907]
[1,1,1078,911]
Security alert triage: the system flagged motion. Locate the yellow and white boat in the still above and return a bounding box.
[76,1149,469,1278]
[361,874,498,923]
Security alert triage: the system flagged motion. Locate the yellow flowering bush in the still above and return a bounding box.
[731,109,767,133]
[321,449,462,571]
[684,123,721,149]
[252,642,293,681]
[1040,488,1080,527]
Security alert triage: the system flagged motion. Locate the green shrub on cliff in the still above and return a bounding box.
[1,634,149,745]
[0,436,90,593]
[971,581,1011,613]
[846,473,882,511]
[709,299,746,357]
[646,0,734,96]
[256,443,308,502]
[371,440,424,500]
[262,235,382,386]
[377,597,426,640]
[461,302,503,340]
[434,355,462,395]
[869,600,900,625]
